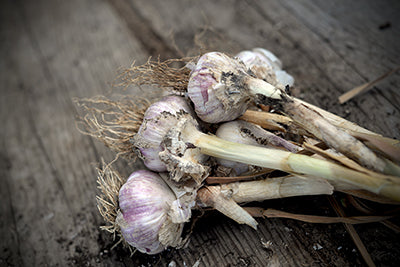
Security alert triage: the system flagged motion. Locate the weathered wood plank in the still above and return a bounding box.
[1,0,146,265]
[0,150,22,267]
[276,0,400,138]
[1,0,399,266]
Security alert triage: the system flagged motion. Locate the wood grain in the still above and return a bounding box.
[1,0,399,266]
[1,0,145,265]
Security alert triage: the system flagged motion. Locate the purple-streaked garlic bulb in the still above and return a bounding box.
[187,52,252,123]
[133,95,194,172]
[116,170,184,254]
[132,95,210,183]
[236,48,294,87]
[215,120,300,175]
[187,52,285,124]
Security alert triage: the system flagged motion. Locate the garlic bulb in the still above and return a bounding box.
[215,121,260,175]
[116,170,184,254]
[187,52,284,124]
[275,70,294,88]
[187,52,252,123]
[252,48,283,70]
[132,95,210,183]
[215,120,300,175]
[236,48,294,87]
[132,95,196,172]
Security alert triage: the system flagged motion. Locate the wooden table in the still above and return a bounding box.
[1,0,399,266]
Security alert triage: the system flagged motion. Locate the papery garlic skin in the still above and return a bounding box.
[215,121,260,175]
[116,170,183,254]
[132,95,210,183]
[159,115,210,183]
[215,120,300,175]
[252,48,283,70]
[275,70,294,88]
[133,95,193,172]
[236,48,294,87]
[187,52,252,123]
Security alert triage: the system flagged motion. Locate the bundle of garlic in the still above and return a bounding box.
[78,48,400,255]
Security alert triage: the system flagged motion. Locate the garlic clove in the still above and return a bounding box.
[117,170,184,254]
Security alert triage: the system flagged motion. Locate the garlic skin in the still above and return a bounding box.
[275,70,294,88]
[132,95,210,183]
[159,114,210,183]
[252,48,283,70]
[116,170,184,254]
[236,48,294,87]
[215,121,260,175]
[132,95,193,172]
[187,52,252,123]
[215,120,300,175]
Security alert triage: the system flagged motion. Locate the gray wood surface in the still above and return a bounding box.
[1,0,399,266]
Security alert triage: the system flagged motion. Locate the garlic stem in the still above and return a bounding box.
[246,76,400,176]
[214,176,334,203]
[197,186,258,229]
[246,77,283,99]
[238,49,377,136]
[180,122,400,201]
[196,175,333,228]
[296,98,378,136]
[239,110,292,132]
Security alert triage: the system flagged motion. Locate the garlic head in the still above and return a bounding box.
[215,120,300,175]
[236,48,294,87]
[187,52,252,123]
[215,121,260,175]
[132,95,193,172]
[132,95,210,183]
[117,170,184,254]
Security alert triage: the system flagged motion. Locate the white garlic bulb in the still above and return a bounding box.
[215,121,260,175]
[215,120,300,175]
[252,47,283,70]
[187,52,252,123]
[132,95,194,172]
[132,95,210,183]
[116,170,184,254]
[236,48,294,87]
